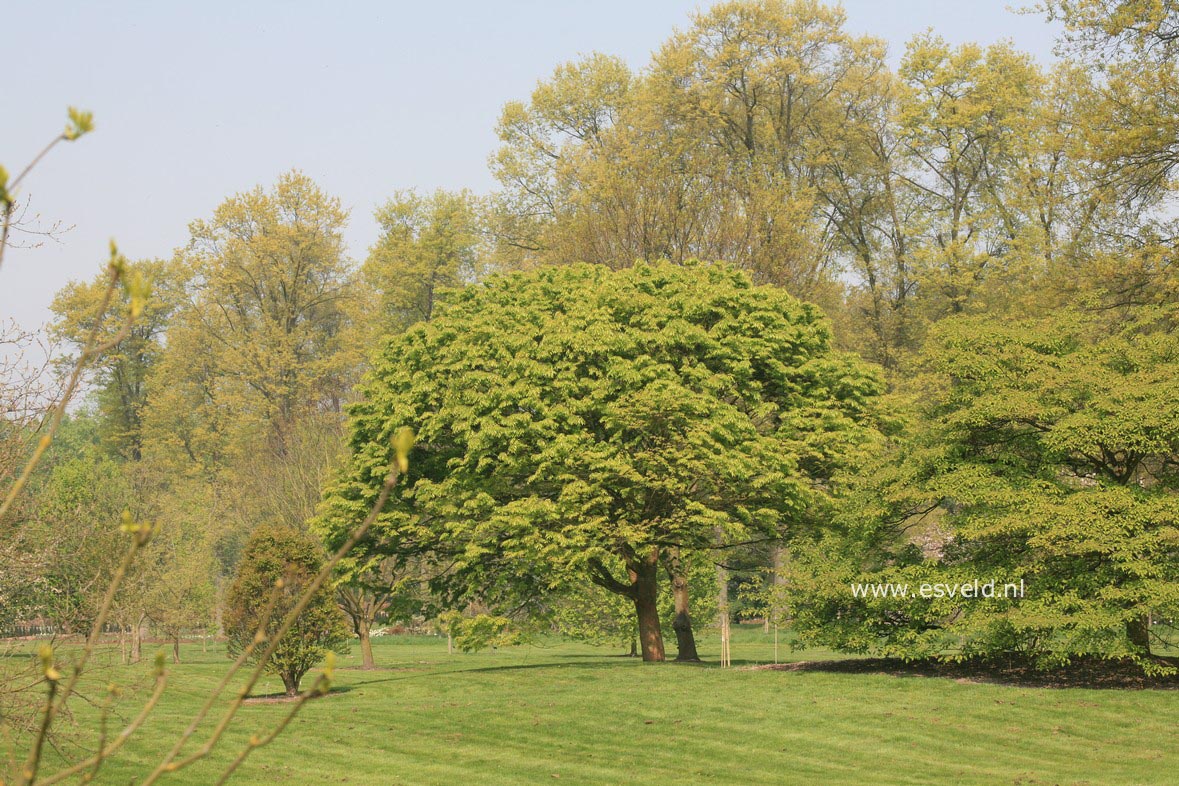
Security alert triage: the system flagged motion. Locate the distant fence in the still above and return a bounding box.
[2,623,61,638]
[0,622,127,639]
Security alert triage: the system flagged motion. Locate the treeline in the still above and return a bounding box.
[2,0,1176,669]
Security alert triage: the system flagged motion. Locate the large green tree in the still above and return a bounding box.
[318,262,883,661]
[788,311,1179,670]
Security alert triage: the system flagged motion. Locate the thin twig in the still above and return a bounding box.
[213,672,329,785]
[36,667,167,786]
[0,134,67,273]
[141,462,403,784]
[16,678,56,786]
[138,585,284,783]
[0,263,130,522]
[17,527,150,786]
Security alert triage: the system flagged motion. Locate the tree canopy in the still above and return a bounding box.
[788,310,1179,670]
[317,261,884,661]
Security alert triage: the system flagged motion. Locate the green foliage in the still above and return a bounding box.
[363,189,487,338]
[319,261,884,656]
[224,524,351,695]
[143,171,359,468]
[1041,1,1179,208]
[549,582,639,650]
[51,259,177,460]
[63,107,94,141]
[1,449,138,632]
[437,610,524,652]
[895,35,1042,320]
[490,1,886,315]
[1042,0,1179,58]
[550,549,721,650]
[142,519,217,653]
[788,310,1179,671]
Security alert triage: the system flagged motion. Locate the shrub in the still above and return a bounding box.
[225,524,351,695]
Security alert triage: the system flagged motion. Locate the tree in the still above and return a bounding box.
[0,321,59,631]
[489,1,889,317]
[488,52,633,270]
[50,260,177,460]
[335,581,388,669]
[131,172,364,608]
[1024,1,1179,341]
[817,38,1116,367]
[664,547,700,661]
[146,171,359,462]
[144,523,217,664]
[893,35,1043,322]
[1042,0,1179,53]
[3,107,398,786]
[7,447,140,635]
[334,554,425,669]
[554,548,721,658]
[551,582,645,655]
[363,189,487,339]
[318,262,883,661]
[643,0,886,298]
[224,524,351,696]
[788,310,1179,671]
[1042,1,1179,206]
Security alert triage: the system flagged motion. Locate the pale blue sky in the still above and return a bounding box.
[1,1,1061,335]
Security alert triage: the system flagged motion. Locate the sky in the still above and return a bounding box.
[1,1,1062,338]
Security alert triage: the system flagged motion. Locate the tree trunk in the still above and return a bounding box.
[665,548,700,662]
[587,548,666,662]
[131,614,145,663]
[1126,614,1151,653]
[765,544,788,657]
[359,617,376,669]
[628,637,638,658]
[630,551,665,662]
[340,585,382,668]
[717,560,731,669]
[281,671,300,697]
[172,633,181,664]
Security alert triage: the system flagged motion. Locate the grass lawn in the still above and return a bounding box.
[8,626,1177,785]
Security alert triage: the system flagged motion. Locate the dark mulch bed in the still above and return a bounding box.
[751,656,1179,689]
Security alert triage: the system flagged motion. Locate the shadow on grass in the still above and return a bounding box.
[347,658,636,689]
[752,656,1179,690]
[344,654,828,688]
[243,685,355,703]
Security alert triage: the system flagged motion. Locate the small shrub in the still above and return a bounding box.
[224,524,351,695]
